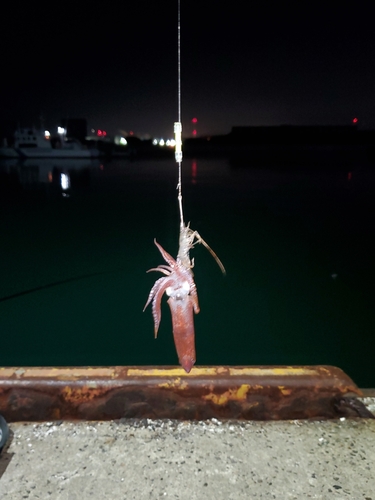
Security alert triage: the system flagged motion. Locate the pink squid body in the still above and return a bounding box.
[166,278,198,373]
[144,240,200,373]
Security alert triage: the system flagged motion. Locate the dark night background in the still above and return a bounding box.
[1,1,375,138]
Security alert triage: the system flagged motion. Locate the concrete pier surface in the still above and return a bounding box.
[0,398,374,500]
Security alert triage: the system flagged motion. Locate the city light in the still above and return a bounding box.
[114,136,127,146]
[152,138,176,147]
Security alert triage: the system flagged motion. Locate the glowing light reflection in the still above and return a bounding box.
[61,173,70,190]
[191,159,197,185]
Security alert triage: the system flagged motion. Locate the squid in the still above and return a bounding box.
[144,224,225,373]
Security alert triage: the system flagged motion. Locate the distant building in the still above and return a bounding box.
[229,125,359,145]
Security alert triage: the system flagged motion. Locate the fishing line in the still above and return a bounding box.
[144,3,225,372]
[0,271,113,303]
[175,0,184,228]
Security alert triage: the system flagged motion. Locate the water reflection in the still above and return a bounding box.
[191,159,197,184]
[0,158,101,197]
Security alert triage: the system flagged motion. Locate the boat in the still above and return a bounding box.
[0,128,100,159]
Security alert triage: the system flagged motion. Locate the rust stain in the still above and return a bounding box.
[51,408,61,420]
[203,384,251,405]
[278,385,292,396]
[158,378,189,389]
[0,365,363,422]
[62,385,100,404]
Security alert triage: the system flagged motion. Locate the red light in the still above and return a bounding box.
[192,130,197,136]
[192,117,198,123]
[97,129,102,136]
[353,118,358,124]
[103,131,107,136]
[348,172,352,180]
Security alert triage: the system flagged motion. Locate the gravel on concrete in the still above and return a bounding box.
[1,414,375,500]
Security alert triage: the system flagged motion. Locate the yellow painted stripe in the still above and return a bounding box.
[0,368,17,377]
[128,367,219,377]
[0,366,319,379]
[0,367,116,379]
[229,367,317,376]
[28,368,116,378]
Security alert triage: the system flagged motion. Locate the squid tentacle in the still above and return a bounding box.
[146,266,172,276]
[150,277,175,338]
[143,276,169,312]
[153,239,177,268]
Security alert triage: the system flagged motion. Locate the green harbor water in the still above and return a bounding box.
[1,157,374,387]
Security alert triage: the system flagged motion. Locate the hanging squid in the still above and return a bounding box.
[143,10,227,372]
[144,223,225,373]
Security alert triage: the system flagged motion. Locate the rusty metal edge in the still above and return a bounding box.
[0,365,362,422]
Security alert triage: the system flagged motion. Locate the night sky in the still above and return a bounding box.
[1,1,374,138]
